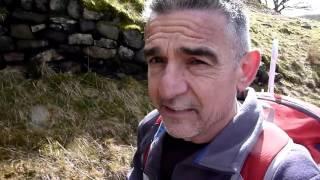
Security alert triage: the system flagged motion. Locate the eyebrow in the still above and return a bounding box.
[144,47,161,57]
[180,46,218,64]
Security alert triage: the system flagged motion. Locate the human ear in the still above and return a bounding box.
[236,50,261,92]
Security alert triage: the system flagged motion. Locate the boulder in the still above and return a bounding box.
[3,52,25,62]
[58,44,82,54]
[83,46,117,59]
[121,62,144,75]
[0,56,6,70]
[29,105,51,130]
[34,0,49,12]
[83,8,104,20]
[96,21,119,40]
[301,23,312,30]
[60,61,82,73]
[3,0,17,7]
[67,0,82,19]
[31,24,46,33]
[94,38,117,49]
[134,49,146,65]
[255,62,269,85]
[17,40,49,49]
[39,29,68,43]
[0,36,14,52]
[0,25,8,35]
[68,33,93,45]
[21,0,33,10]
[10,24,34,39]
[79,20,95,32]
[31,49,64,63]
[50,0,68,12]
[49,17,77,33]
[12,10,47,23]
[122,29,144,49]
[118,46,134,61]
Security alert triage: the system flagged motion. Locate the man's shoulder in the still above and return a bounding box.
[268,142,320,179]
[138,109,160,136]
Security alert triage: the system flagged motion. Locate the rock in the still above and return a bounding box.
[83,46,116,59]
[262,23,272,28]
[50,0,68,12]
[31,24,46,33]
[34,0,49,12]
[31,49,64,62]
[49,17,77,32]
[97,21,119,40]
[79,20,96,32]
[0,56,6,69]
[10,24,34,39]
[39,29,68,43]
[118,46,134,61]
[83,8,104,20]
[21,0,33,10]
[306,81,315,89]
[58,44,82,54]
[60,61,82,73]
[255,62,269,85]
[94,38,117,49]
[134,49,146,65]
[0,25,8,35]
[122,29,144,49]
[301,23,312,29]
[279,28,292,35]
[67,0,82,19]
[3,52,25,62]
[17,40,49,49]
[0,36,14,52]
[3,0,17,7]
[68,33,93,45]
[12,10,47,23]
[121,62,144,75]
[30,105,51,129]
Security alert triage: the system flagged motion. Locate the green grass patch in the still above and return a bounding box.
[0,71,152,179]
[81,0,144,28]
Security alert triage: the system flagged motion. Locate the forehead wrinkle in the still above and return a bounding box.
[146,27,206,44]
[146,18,213,40]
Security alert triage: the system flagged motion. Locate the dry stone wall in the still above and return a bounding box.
[0,0,146,78]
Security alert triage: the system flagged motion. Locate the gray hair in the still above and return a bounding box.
[143,0,251,61]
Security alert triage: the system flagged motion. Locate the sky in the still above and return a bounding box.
[266,0,320,16]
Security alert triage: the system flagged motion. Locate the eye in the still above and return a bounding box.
[148,57,165,64]
[189,58,208,65]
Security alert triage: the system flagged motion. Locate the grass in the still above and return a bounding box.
[0,6,8,23]
[0,2,320,179]
[0,70,153,179]
[249,10,320,106]
[81,0,144,29]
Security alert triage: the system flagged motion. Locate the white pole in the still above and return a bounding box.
[268,39,279,94]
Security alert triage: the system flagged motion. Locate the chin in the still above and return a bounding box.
[165,125,200,140]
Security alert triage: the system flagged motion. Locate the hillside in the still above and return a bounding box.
[0,2,319,180]
[249,9,320,106]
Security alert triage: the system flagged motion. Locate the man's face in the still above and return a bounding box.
[145,10,243,143]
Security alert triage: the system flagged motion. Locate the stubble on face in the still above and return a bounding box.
[146,10,240,144]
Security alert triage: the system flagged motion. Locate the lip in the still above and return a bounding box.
[159,105,195,118]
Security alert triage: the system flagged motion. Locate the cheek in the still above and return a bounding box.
[148,78,159,106]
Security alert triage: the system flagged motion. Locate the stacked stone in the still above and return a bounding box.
[0,0,145,78]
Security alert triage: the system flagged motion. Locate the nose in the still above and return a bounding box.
[159,63,188,100]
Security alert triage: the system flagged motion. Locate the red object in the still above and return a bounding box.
[143,93,320,179]
[241,93,320,179]
[240,123,289,179]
